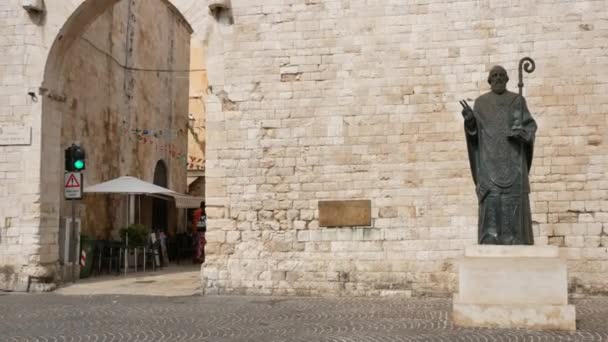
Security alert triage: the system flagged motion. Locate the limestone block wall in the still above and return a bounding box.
[1,0,607,296]
[0,0,50,290]
[202,0,608,297]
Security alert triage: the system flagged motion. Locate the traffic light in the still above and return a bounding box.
[65,144,86,172]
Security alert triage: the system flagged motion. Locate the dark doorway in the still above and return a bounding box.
[153,160,168,231]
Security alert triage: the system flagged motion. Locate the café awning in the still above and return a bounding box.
[84,176,203,208]
[84,176,174,195]
[171,193,204,209]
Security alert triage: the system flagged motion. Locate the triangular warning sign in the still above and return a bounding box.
[65,174,81,188]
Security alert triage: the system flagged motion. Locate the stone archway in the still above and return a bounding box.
[153,160,169,231]
[19,0,228,290]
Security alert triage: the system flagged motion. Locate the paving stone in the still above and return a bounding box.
[0,294,607,341]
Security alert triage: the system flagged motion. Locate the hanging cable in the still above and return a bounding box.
[80,36,207,73]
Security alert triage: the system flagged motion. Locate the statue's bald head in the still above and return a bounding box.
[487,65,509,94]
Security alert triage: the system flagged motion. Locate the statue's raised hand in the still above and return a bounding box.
[459,100,474,122]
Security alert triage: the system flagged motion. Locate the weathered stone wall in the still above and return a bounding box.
[1,0,607,297]
[0,0,196,291]
[187,46,208,174]
[186,45,208,198]
[57,0,191,239]
[202,0,608,297]
[0,0,52,291]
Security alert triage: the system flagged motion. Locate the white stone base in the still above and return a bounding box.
[453,245,576,331]
[453,300,576,331]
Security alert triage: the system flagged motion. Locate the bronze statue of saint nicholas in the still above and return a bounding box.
[460,65,537,245]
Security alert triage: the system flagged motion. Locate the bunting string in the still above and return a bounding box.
[120,126,205,169]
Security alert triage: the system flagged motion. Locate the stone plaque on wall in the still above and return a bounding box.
[319,200,371,227]
[0,125,31,146]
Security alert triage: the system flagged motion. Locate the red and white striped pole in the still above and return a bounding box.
[80,249,86,267]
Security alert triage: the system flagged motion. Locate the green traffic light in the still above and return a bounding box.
[74,160,85,170]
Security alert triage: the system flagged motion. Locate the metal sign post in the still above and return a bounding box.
[65,172,83,282]
[71,199,78,282]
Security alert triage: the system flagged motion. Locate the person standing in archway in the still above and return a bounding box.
[192,202,207,263]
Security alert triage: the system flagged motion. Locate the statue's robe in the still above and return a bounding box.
[465,90,537,245]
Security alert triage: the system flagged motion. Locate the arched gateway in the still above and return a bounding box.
[0,0,228,291]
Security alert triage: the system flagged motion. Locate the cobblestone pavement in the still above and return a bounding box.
[1,293,608,341]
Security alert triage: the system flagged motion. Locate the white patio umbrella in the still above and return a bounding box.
[84,175,176,196]
[84,175,203,226]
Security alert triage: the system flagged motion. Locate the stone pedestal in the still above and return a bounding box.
[453,245,576,331]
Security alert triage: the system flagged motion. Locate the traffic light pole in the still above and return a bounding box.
[71,198,79,282]
[65,143,85,282]
[69,144,77,282]
[71,199,75,282]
